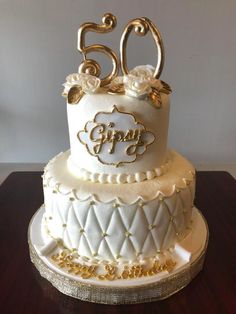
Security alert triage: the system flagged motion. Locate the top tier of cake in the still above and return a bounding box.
[63,14,172,184]
[64,66,171,184]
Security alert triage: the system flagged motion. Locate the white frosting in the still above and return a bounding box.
[41,64,197,270]
[67,92,170,177]
[43,150,195,203]
[67,153,170,184]
[42,150,195,263]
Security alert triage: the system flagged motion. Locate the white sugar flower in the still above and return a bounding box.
[130,64,155,79]
[63,73,80,94]
[63,73,101,95]
[129,65,163,91]
[79,74,101,94]
[124,75,151,99]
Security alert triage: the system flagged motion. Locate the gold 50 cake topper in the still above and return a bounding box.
[77,13,164,86]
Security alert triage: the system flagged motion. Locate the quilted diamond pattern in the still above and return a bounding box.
[105,208,130,258]
[44,183,194,262]
[67,205,82,249]
[129,206,150,252]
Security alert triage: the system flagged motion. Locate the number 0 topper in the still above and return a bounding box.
[120,17,165,79]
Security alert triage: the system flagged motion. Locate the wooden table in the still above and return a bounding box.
[0,171,235,314]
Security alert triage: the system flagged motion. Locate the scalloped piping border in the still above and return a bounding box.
[42,152,195,204]
[67,155,171,184]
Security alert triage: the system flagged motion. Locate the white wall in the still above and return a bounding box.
[0,0,235,164]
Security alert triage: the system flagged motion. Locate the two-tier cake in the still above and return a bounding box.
[28,13,208,304]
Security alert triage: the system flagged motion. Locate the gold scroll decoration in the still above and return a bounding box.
[120,17,165,79]
[77,13,119,87]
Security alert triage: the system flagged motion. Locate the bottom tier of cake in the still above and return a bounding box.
[41,150,195,266]
[28,206,208,304]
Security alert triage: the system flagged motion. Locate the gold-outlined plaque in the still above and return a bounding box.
[77,106,155,167]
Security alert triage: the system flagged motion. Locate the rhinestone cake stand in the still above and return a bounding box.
[28,205,208,304]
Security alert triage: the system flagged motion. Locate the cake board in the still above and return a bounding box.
[28,205,208,304]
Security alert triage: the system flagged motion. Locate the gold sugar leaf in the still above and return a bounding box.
[160,80,172,94]
[67,85,84,104]
[107,83,125,95]
[149,87,162,109]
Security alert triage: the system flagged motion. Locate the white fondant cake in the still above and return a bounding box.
[42,150,195,264]
[29,15,207,296]
[41,65,196,270]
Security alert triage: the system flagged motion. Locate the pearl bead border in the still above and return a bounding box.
[67,155,171,184]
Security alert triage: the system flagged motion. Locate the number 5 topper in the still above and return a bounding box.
[77,13,119,87]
